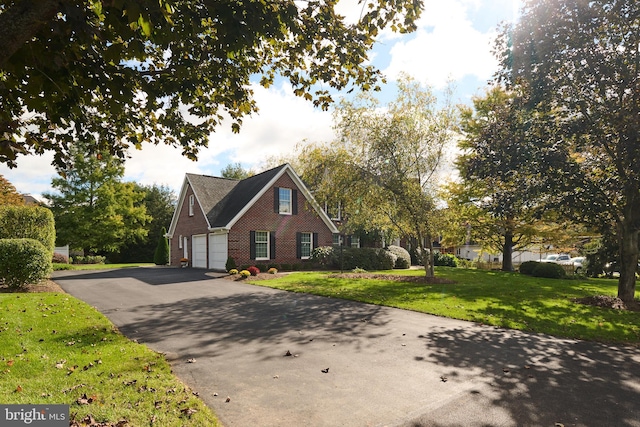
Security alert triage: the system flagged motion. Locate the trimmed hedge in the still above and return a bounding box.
[519,261,539,276]
[153,227,170,265]
[434,252,458,267]
[0,205,55,256]
[532,262,566,279]
[0,239,52,289]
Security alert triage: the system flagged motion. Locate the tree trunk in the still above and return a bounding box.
[502,230,514,272]
[427,235,434,277]
[617,215,638,303]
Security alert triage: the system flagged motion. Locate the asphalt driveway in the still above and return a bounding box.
[52,267,640,427]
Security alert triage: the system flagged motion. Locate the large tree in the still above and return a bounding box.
[0,0,422,168]
[44,143,149,256]
[498,0,640,302]
[300,76,457,277]
[451,86,547,271]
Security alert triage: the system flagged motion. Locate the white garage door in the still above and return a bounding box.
[209,233,228,270]
[192,235,207,268]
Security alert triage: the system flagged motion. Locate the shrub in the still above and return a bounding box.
[72,255,106,264]
[280,263,292,272]
[519,261,539,276]
[310,246,335,267]
[0,205,55,257]
[387,245,411,269]
[225,257,237,271]
[52,252,69,264]
[239,270,251,278]
[532,262,566,279]
[247,266,260,276]
[53,263,73,271]
[352,267,367,273]
[0,239,52,289]
[268,267,278,274]
[228,268,238,275]
[153,227,170,265]
[255,264,267,273]
[434,252,458,267]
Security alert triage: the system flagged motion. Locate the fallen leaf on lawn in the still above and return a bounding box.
[67,341,75,346]
[76,393,93,405]
[440,376,448,382]
[225,396,231,402]
[115,420,129,427]
[284,350,292,357]
[6,360,14,366]
[15,385,22,392]
[180,408,198,417]
[321,368,329,373]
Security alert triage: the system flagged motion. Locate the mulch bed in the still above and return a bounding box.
[573,295,640,312]
[0,279,66,293]
[327,273,456,285]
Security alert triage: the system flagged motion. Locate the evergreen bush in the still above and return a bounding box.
[0,205,55,256]
[153,227,170,265]
[532,262,566,279]
[434,252,458,267]
[519,261,539,276]
[225,256,237,271]
[0,239,52,289]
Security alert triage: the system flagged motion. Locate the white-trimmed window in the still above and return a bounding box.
[332,234,341,247]
[350,236,360,248]
[279,188,292,214]
[188,194,195,216]
[255,231,269,260]
[324,201,342,220]
[300,232,312,259]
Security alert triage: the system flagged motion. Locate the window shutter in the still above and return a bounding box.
[292,189,298,215]
[313,232,319,250]
[250,231,256,260]
[346,235,352,247]
[270,232,276,260]
[273,187,279,213]
[296,232,302,259]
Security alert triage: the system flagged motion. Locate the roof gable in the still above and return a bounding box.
[167,164,338,237]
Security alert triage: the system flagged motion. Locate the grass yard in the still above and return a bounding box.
[0,291,221,426]
[249,267,640,344]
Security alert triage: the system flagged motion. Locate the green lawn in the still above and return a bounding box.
[0,292,221,426]
[250,267,640,344]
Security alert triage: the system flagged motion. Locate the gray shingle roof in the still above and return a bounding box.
[188,164,288,228]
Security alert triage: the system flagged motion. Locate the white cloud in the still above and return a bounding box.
[384,0,501,89]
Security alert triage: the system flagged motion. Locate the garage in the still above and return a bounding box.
[192,235,207,268]
[209,233,228,270]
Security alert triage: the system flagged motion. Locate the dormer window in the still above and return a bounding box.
[279,188,292,214]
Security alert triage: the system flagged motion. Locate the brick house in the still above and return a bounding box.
[166,164,339,269]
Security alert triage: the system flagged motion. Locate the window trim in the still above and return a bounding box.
[278,187,292,215]
[254,230,270,260]
[299,232,312,259]
[188,194,195,216]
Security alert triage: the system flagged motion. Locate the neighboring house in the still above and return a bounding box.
[166,164,339,270]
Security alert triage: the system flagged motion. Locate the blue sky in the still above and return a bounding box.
[1,0,521,199]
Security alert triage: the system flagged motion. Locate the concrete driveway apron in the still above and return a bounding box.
[52,267,640,427]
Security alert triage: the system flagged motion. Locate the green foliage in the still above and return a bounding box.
[336,248,394,271]
[0,239,51,288]
[433,252,458,267]
[519,261,539,276]
[117,184,177,263]
[0,205,55,256]
[220,163,254,180]
[310,246,335,267]
[387,245,411,269]
[45,142,149,255]
[226,257,237,272]
[255,264,268,273]
[532,262,566,279]
[0,1,421,168]
[153,227,169,265]
[72,255,106,265]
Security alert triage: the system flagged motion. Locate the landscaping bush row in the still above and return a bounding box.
[519,261,566,279]
[71,255,107,265]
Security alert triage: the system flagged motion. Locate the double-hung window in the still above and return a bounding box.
[255,231,269,260]
[279,188,292,214]
[188,194,195,216]
[300,232,312,259]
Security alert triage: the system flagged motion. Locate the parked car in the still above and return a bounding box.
[540,254,571,263]
[570,256,585,274]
